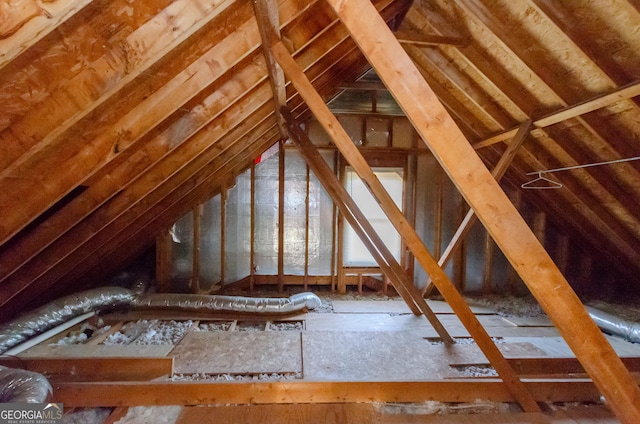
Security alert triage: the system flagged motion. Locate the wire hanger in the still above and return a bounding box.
[521,156,640,190]
[521,172,562,189]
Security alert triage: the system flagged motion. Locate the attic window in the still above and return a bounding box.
[343,167,403,266]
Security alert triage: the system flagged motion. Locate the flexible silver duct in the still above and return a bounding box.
[587,306,640,344]
[0,287,135,355]
[132,292,322,314]
[0,288,321,355]
[0,366,51,403]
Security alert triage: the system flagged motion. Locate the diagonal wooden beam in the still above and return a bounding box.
[282,108,453,342]
[473,80,640,149]
[423,120,532,296]
[393,30,467,47]
[253,0,288,138]
[0,0,92,70]
[325,0,640,421]
[270,40,539,413]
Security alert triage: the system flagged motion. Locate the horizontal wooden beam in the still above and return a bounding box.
[0,357,173,382]
[450,357,640,376]
[473,80,640,149]
[52,379,603,407]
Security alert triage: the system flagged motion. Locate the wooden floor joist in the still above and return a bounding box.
[0,357,173,382]
[52,379,603,408]
[324,0,640,422]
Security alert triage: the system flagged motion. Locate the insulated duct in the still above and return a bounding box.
[587,306,640,344]
[0,366,51,403]
[132,292,322,314]
[0,287,135,355]
[0,288,321,355]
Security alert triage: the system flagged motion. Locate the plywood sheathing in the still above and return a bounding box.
[301,331,545,381]
[170,331,302,375]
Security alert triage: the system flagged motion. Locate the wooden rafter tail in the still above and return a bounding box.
[324,0,640,421]
[423,119,533,296]
[270,40,536,412]
[282,108,454,343]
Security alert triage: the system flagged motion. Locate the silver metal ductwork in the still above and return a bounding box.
[587,306,640,344]
[0,287,135,355]
[0,366,51,403]
[0,287,321,355]
[132,292,322,314]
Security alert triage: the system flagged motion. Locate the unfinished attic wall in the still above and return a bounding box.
[159,114,620,297]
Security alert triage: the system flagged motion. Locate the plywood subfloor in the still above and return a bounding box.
[301,331,546,380]
[331,300,495,314]
[170,331,302,374]
[304,312,559,338]
[155,403,619,424]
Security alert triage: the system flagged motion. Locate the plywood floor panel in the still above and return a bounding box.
[301,331,545,381]
[331,300,494,314]
[173,403,617,423]
[170,331,302,374]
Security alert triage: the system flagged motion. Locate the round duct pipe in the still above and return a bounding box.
[587,305,640,344]
[0,367,51,403]
[0,288,321,355]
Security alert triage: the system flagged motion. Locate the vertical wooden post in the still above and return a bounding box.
[192,204,201,294]
[324,0,640,420]
[304,164,310,291]
[220,186,227,290]
[155,229,172,293]
[330,152,339,292]
[278,138,285,293]
[250,163,256,293]
[482,231,494,295]
[336,157,345,294]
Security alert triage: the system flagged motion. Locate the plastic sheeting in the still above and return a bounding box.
[133,292,322,315]
[0,367,51,403]
[0,287,134,355]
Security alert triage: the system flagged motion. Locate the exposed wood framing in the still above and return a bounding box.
[53,379,604,407]
[278,138,285,292]
[283,108,452,342]
[0,0,93,69]
[253,0,288,138]
[393,30,467,47]
[423,120,532,296]
[271,40,537,412]
[325,0,640,421]
[0,357,173,382]
[474,81,640,149]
